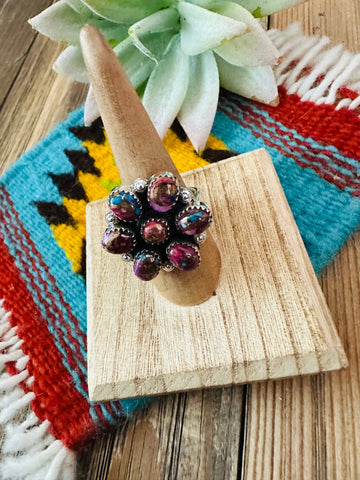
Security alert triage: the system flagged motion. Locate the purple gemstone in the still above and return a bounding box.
[133,251,161,281]
[109,190,142,222]
[141,219,169,244]
[167,243,200,271]
[101,227,135,254]
[148,175,178,212]
[176,205,211,236]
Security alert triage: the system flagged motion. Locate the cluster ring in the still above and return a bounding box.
[101,171,213,281]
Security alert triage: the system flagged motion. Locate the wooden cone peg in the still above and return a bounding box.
[80,25,221,306]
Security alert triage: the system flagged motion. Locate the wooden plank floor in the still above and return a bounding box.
[0,1,359,479]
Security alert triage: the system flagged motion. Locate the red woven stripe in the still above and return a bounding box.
[239,107,360,192]
[258,87,360,163]
[0,189,124,424]
[338,86,359,101]
[235,100,360,178]
[219,104,354,191]
[0,234,97,450]
[92,403,120,429]
[0,188,87,349]
[0,188,87,377]
[0,191,124,424]
[0,201,88,398]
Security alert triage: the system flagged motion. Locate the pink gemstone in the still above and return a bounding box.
[133,251,161,281]
[176,206,211,236]
[101,227,135,254]
[148,175,178,212]
[167,243,200,271]
[109,190,142,222]
[141,219,169,244]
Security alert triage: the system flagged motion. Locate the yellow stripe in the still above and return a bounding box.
[164,130,229,173]
[51,128,229,273]
[82,134,121,189]
[51,199,86,274]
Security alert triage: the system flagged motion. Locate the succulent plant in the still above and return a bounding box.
[30,0,306,151]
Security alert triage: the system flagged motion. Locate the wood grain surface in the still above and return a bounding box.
[0,1,359,479]
[87,150,346,402]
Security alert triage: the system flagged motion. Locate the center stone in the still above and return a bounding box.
[142,219,169,244]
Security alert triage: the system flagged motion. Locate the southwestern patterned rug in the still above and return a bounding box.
[1,23,360,478]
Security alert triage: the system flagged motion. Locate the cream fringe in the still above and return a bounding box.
[0,301,76,480]
[269,22,360,110]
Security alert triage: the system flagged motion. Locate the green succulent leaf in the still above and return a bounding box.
[216,54,278,104]
[64,0,92,15]
[212,2,279,67]
[187,0,306,16]
[54,45,88,82]
[85,30,175,124]
[185,0,216,6]
[178,51,219,152]
[114,38,156,87]
[143,34,190,139]
[234,0,306,17]
[81,0,172,24]
[178,1,247,55]
[136,30,176,63]
[128,7,179,62]
[30,0,290,149]
[29,0,129,45]
[29,1,87,44]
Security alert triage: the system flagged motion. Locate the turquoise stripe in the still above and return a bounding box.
[2,98,360,427]
[0,202,92,405]
[0,195,87,359]
[212,110,360,273]
[94,404,117,425]
[222,96,360,177]
[0,109,103,420]
[219,103,357,193]
[0,107,144,420]
[120,397,151,417]
[0,108,88,335]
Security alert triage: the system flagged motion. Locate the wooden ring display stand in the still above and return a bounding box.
[81,25,220,307]
[81,26,347,402]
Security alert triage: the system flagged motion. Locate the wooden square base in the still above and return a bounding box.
[86,149,347,402]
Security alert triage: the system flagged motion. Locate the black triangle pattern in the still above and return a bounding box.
[49,173,88,202]
[201,148,238,163]
[34,201,76,226]
[170,119,238,162]
[35,117,238,279]
[70,117,105,144]
[34,120,107,279]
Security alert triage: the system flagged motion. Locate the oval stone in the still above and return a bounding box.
[101,226,135,254]
[148,174,178,212]
[109,189,142,222]
[133,251,161,281]
[167,242,200,271]
[176,205,211,236]
[141,218,169,244]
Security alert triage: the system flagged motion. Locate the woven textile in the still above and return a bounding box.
[1,23,360,478]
